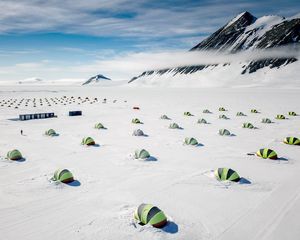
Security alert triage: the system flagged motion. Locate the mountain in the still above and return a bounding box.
[18,77,44,84]
[129,12,300,86]
[82,74,111,85]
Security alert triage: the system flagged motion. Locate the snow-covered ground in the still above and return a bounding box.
[0,85,299,240]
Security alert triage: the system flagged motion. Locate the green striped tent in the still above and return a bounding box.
[7,149,23,160]
[288,111,297,116]
[160,115,170,120]
[275,114,286,120]
[261,118,272,123]
[243,122,254,129]
[94,123,105,129]
[169,123,180,129]
[134,149,150,159]
[251,109,259,113]
[132,118,142,124]
[184,137,198,146]
[214,168,240,182]
[219,107,226,111]
[134,204,167,228]
[45,129,57,136]
[52,169,74,183]
[284,137,300,145]
[236,112,246,116]
[81,137,95,146]
[219,114,229,119]
[197,118,208,124]
[184,111,193,116]
[219,129,231,136]
[256,148,278,160]
[203,109,211,114]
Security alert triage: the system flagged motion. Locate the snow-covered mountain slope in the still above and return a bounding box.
[129,12,300,86]
[82,74,111,85]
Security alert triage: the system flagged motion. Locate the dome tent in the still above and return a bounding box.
[219,107,226,111]
[275,114,286,120]
[94,123,105,129]
[133,129,144,136]
[251,109,259,113]
[184,137,198,146]
[256,148,278,159]
[288,111,297,116]
[132,118,142,124]
[284,137,300,145]
[169,123,180,129]
[214,168,240,182]
[236,112,246,116]
[52,169,74,183]
[203,109,211,114]
[81,137,95,146]
[134,203,167,228]
[7,149,23,160]
[219,129,231,136]
[243,122,255,129]
[134,149,150,159]
[160,114,170,120]
[197,118,208,124]
[262,118,272,123]
[184,111,193,116]
[219,114,229,119]
[45,129,57,136]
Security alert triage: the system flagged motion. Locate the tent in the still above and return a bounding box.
[214,168,240,182]
[288,111,297,116]
[251,109,259,113]
[236,112,246,116]
[262,118,272,123]
[81,137,95,146]
[169,123,180,129]
[284,137,300,145]
[184,137,198,146]
[197,118,208,124]
[243,122,254,129]
[134,203,167,228]
[184,112,193,116]
[160,115,170,120]
[134,149,150,159]
[256,148,278,159]
[219,114,229,119]
[52,169,74,183]
[203,109,211,113]
[7,149,23,160]
[219,107,226,111]
[132,118,142,124]
[133,129,144,136]
[45,129,57,136]
[276,114,286,120]
[95,123,105,129]
[219,129,231,136]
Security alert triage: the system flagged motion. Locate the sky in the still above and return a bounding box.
[0,0,299,82]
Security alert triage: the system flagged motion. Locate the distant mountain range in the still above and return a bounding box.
[129,11,300,84]
[82,74,111,85]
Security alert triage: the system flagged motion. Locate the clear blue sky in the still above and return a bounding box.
[0,0,299,81]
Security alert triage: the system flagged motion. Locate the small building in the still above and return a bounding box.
[69,111,82,116]
[19,112,55,121]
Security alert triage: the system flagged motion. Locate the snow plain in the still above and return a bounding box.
[0,85,299,240]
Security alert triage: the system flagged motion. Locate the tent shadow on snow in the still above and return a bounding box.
[67,180,81,187]
[239,177,251,184]
[12,157,26,162]
[162,221,179,234]
[144,156,157,161]
[277,157,288,161]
